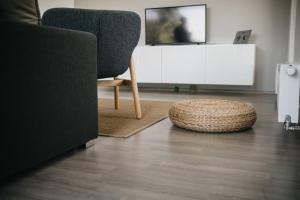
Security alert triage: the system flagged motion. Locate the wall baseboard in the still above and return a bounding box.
[100,85,275,95]
[139,87,274,95]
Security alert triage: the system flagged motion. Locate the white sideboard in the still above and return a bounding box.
[120,44,256,85]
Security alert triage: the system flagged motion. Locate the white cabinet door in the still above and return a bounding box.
[162,46,206,84]
[119,46,162,83]
[206,44,256,85]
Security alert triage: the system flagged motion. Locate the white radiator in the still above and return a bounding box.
[276,64,300,123]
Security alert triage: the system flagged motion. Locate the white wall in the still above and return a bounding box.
[39,0,74,15]
[75,0,291,93]
[295,0,300,64]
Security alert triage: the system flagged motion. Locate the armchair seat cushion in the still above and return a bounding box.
[0,0,41,25]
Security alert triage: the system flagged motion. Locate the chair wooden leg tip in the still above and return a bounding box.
[136,114,142,119]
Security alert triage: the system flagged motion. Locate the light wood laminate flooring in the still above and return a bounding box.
[1,91,300,200]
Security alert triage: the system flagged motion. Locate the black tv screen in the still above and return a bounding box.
[145,5,206,45]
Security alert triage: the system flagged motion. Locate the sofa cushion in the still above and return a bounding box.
[0,0,41,25]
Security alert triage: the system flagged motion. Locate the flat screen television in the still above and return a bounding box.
[145,4,206,45]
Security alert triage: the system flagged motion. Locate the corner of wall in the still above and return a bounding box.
[39,0,74,15]
[295,0,300,64]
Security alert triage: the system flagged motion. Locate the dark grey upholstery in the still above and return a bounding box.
[42,8,141,79]
[0,0,41,25]
[0,21,98,180]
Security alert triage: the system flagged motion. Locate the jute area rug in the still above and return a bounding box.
[98,98,173,138]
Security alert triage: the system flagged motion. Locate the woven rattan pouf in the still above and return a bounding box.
[169,99,257,133]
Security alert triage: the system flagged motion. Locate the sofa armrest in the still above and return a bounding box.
[42,8,141,78]
[0,21,98,179]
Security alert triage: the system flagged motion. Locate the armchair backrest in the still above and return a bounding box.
[42,8,141,79]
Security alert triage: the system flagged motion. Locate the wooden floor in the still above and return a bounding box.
[1,91,300,200]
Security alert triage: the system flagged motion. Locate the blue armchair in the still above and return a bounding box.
[43,8,142,119]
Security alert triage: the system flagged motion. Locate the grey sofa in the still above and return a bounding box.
[0,21,99,180]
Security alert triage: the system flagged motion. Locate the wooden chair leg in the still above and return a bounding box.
[114,77,120,110]
[129,58,142,119]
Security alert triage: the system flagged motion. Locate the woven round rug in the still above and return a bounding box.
[169,99,257,133]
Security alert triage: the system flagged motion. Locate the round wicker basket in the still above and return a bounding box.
[169,99,257,133]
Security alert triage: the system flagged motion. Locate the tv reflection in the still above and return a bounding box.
[174,17,191,43]
[146,8,192,44]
